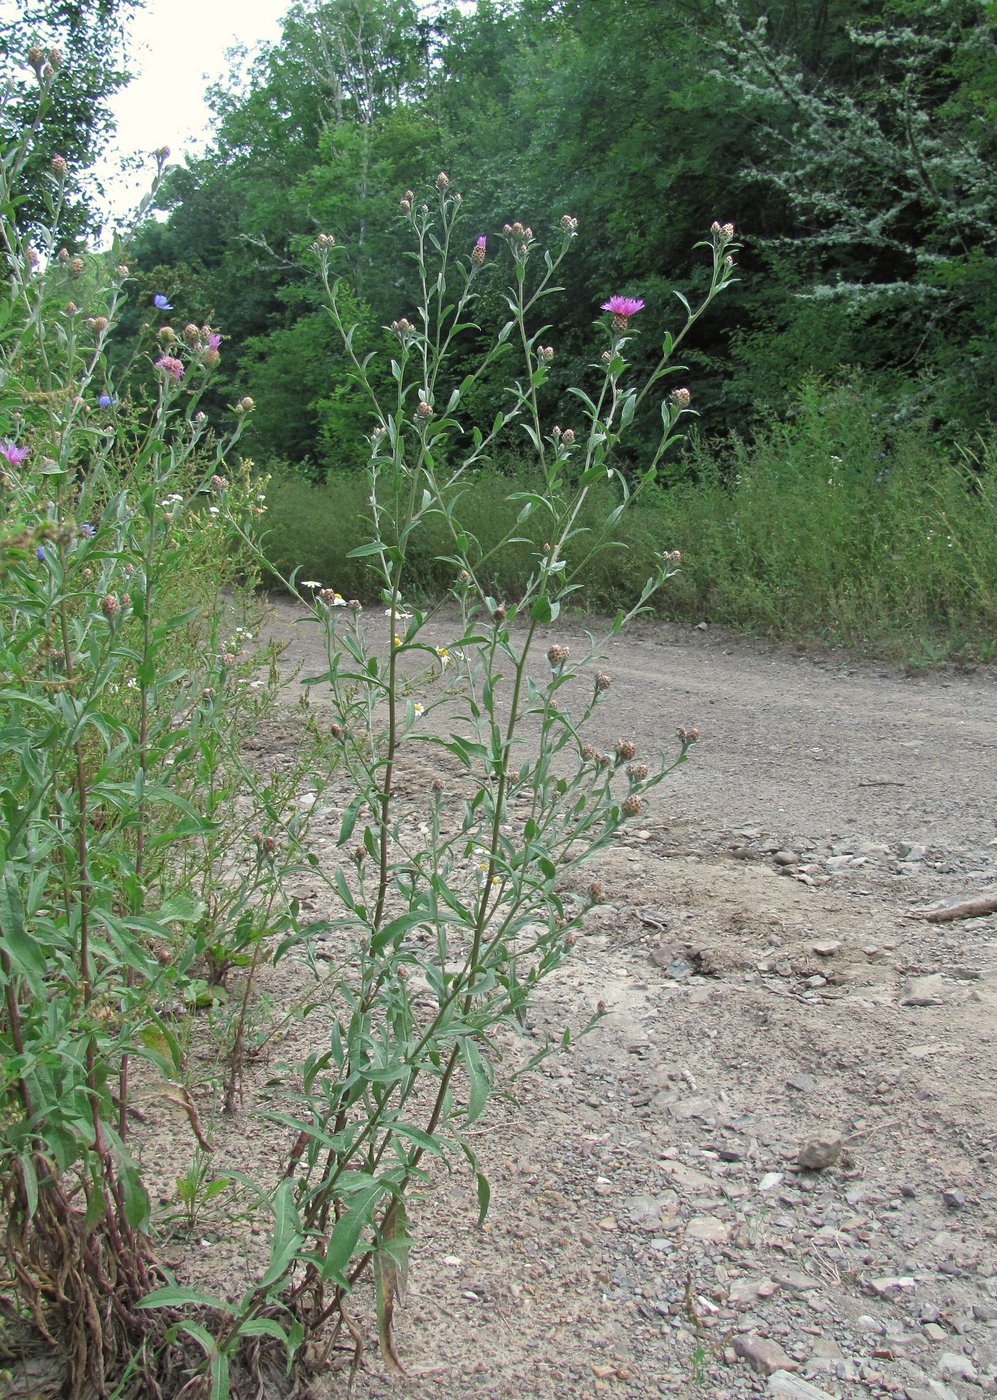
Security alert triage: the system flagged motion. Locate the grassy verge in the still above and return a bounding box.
[258,387,997,667]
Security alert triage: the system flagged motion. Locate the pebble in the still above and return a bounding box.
[733,1333,798,1376]
[936,1351,978,1382]
[797,1133,842,1171]
[941,1187,966,1209]
[767,1372,838,1399]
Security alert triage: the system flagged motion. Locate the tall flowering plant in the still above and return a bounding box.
[186,176,741,1384]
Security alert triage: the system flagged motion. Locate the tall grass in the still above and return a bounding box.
[259,381,997,664]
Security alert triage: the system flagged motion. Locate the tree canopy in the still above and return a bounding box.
[115,0,997,470]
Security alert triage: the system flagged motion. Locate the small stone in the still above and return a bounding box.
[774,850,799,866]
[767,1372,838,1399]
[923,1323,947,1342]
[759,1172,784,1192]
[787,1073,818,1094]
[811,940,842,957]
[685,1216,730,1243]
[797,1133,842,1171]
[869,1276,917,1296]
[901,975,946,1007]
[733,1334,797,1377]
[941,1187,966,1209]
[936,1352,977,1383]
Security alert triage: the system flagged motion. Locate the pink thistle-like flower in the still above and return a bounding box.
[602,295,645,331]
[471,235,486,267]
[1,442,29,467]
[154,355,184,382]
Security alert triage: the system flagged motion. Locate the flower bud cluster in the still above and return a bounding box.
[414,400,434,420]
[546,643,570,670]
[235,396,255,413]
[537,345,554,363]
[391,317,413,342]
[154,355,184,382]
[560,214,578,232]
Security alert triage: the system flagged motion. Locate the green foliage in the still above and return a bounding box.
[655,380,997,661]
[2,0,140,239]
[1,81,733,1399]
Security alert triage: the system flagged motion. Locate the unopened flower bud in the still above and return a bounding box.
[492,605,506,622]
[627,762,649,781]
[581,743,597,761]
[435,171,450,189]
[25,246,39,270]
[547,643,570,670]
[677,726,700,744]
[51,153,67,177]
[116,263,129,277]
[155,145,171,163]
[352,846,366,864]
[589,881,605,903]
[561,428,575,446]
[622,794,642,818]
[236,396,255,413]
[664,549,682,566]
[86,316,108,334]
[47,48,62,69]
[560,214,578,231]
[158,325,175,344]
[101,593,119,618]
[471,235,486,266]
[211,474,228,490]
[670,387,691,407]
[415,400,434,420]
[68,256,84,278]
[64,301,78,315]
[537,345,554,363]
[28,45,44,69]
[315,232,335,247]
[615,738,636,762]
[183,322,201,346]
[594,671,611,691]
[431,777,444,793]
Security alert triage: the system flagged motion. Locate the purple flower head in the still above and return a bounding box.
[37,547,46,560]
[471,234,487,267]
[1,441,29,467]
[207,332,221,352]
[80,523,95,538]
[98,393,114,408]
[154,355,185,382]
[153,293,173,310]
[601,295,645,320]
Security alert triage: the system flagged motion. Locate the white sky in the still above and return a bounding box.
[97,0,293,226]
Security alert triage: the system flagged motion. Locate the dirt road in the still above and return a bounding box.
[268,605,997,1398]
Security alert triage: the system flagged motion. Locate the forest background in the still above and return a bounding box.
[8,0,997,662]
